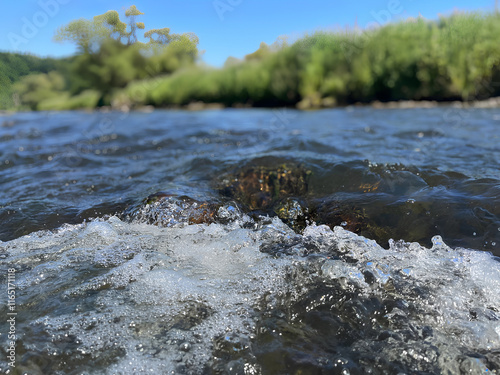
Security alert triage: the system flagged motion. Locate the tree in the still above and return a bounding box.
[54,11,127,53]
[52,5,200,106]
[124,5,145,44]
[53,5,198,51]
[144,28,174,44]
[244,42,271,61]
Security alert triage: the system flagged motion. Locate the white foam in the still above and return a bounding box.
[1,217,499,373]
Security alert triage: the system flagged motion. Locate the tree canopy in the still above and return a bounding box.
[53,5,198,53]
[44,5,200,107]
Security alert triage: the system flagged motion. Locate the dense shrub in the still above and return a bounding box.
[8,12,500,110]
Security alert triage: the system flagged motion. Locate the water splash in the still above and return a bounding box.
[0,214,499,374]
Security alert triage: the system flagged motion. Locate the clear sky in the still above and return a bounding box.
[0,0,496,67]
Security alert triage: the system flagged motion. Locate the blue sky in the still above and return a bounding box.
[0,0,496,66]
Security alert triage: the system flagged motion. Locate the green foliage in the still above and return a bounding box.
[69,39,147,97]
[94,10,128,40]
[244,42,271,61]
[0,60,15,109]
[123,5,144,44]
[13,71,66,110]
[6,11,500,111]
[48,5,200,107]
[125,5,144,17]
[147,33,199,71]
[12,68,99,111]
[54,9,129,52]
[54,4,197,50]
[67,33,199,105]
[53,6,148,49]
[113,12,500,109]
[38,90,100,110]
[0,52,71,109]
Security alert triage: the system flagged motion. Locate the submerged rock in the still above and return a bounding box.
[218,161,311,211]
[135,160,392,243]
[217,160,313,230]
[313,199,390,243]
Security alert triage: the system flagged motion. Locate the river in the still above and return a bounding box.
[0,107,499,374]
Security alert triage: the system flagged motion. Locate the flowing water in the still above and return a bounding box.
[0,107,499,374]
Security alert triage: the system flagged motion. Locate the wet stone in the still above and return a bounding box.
[218,161,311,211]
[132,159,394,243]
[313,199,391,245]
[273,197,310,232]
[134,161,315,231]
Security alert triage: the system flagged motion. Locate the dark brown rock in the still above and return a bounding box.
[219,162,311,211]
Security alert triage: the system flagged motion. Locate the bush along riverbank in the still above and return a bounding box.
[7,11,500,111]
[0,52,72,110]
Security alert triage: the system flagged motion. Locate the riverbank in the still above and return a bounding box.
[358,96,500,110]
[5,96,500,115]
[106,96,500,113]
[106,12,500,112]
[5,12,500,112]
[4,93,500,116]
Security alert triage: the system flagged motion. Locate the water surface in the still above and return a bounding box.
[0,108,499,374]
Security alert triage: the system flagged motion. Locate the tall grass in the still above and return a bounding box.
[114,12,500,109]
